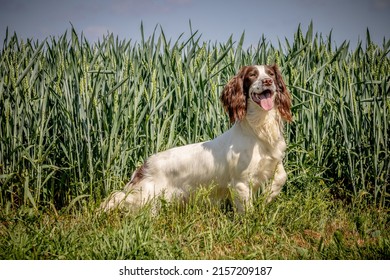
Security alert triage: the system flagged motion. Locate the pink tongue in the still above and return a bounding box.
[260,92,274,111]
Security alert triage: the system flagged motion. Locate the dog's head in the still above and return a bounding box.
[220,65,292,123]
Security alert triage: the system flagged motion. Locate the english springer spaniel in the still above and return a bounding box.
[101,65,292,213]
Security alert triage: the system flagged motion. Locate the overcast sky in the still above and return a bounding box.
[0,0,389,48]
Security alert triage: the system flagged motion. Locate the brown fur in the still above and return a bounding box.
[272,65,292,122]
[130,162,148,185]
[220,66,255,123]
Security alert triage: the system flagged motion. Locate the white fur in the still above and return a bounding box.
[101,65,288,213]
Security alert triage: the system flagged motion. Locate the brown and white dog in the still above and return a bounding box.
[100,65,292,213]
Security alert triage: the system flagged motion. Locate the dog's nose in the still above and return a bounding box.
[262,78,273,86]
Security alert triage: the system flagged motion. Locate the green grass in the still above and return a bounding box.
[0,23,389,259]
[1,183,388,259]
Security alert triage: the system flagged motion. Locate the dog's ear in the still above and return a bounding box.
[272,64,292,122]
[220,67,248,123]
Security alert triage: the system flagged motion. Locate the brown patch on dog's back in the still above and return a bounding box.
[131,162,148,185]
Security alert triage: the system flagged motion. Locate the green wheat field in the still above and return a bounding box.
[0,23,389,259]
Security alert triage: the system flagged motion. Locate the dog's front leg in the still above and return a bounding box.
[267,162,287,202]
[231,182,252,213]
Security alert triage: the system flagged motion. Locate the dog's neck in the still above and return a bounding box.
[242,103,284,148]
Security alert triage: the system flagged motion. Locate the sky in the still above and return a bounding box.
[0,0,389,48]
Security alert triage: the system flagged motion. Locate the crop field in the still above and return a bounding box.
[0,24,389,259]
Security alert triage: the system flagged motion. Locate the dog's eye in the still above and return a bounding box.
[249,72,257,77]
